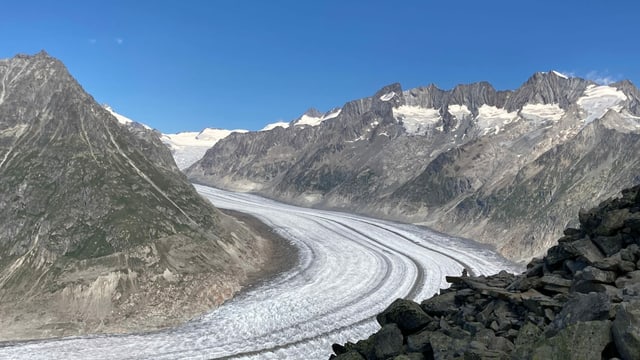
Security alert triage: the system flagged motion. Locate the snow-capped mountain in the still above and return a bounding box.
[161,128,247,169]
[187,70,640,263]
[102,105,247,170]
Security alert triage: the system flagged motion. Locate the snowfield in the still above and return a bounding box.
[0,185,517,360]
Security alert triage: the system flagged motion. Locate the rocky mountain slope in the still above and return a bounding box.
[0,52,272,340]
[186,72,640,263]
[329,185,640,360]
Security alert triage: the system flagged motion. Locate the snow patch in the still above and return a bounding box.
[323,108,342,120]
[162,128,246,170]
[577,85,627,124]
[293,108,342,127]
[447,104,471,119]
[261,121,290,131]
[104,105,152,130]
[379,91,396,102]
[476,105,518,134]
[520,103,565,123]
[394,105,441,135]
[551,70,569,79]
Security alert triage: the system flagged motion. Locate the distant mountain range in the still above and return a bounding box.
[185,71,640,263]
[0,52,270,340]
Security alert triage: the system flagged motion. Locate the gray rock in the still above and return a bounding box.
[612,301,640,360]
[531,320,612,360]
[333,351,366,360]
[574,266,617,284]
[550,293,610,333]
[373,324,404,360]
[378,298,434,333]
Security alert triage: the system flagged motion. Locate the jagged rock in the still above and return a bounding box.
[329,186,640,360]
[612,301,640,360]
[377,298,434,333]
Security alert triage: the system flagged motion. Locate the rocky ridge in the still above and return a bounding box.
[187,72,640,263]
[0,52,272,340]
[329,185,640,360]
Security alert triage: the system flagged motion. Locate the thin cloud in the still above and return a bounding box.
[115,38,124,45]
[89,39,97,45]
[585,70,620,85]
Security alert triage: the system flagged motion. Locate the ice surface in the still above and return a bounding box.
[293,109,343,128]
[379,91,396,101]
[261,121,290,131]
[162,129,247,169]
[520,103,565,123]
[577,85,627,124]
[0,185,517,359]
[394,105,441,135]
[447,104,471,119]
[551,70,569,79]
[476,105,517,134]
[104,106,151,130]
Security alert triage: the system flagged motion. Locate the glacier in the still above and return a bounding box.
[0,185,517,359]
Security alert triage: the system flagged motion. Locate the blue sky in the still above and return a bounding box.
[1,0,638,133]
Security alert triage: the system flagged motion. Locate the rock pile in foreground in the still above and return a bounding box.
[330,185,640,360]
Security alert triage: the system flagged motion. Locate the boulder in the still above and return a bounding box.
[574,266,617,284]
[549,292,610,333]
[531,320,612,360]
[373,324,404,360]
[378,298,434,333]
[612,301,640,360]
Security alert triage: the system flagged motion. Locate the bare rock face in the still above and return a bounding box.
[330,185,640,360]
[187,70,640,263]
[0,52,269,340]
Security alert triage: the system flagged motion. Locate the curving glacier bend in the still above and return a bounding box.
[0,185,518,359]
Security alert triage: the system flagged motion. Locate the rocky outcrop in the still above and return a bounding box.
[329,185,640,360]
[0,52,272,340]
[187,71,640,263]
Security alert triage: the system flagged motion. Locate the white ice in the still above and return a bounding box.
[294,109,343,128]
[551,70,569,79]
[162,129,247,169]
[520,103,565,123]
[476,105,518,134]
[577,85,627,125]
[104,106,152,130]
[379,92,396,102]
[393,105,441,135]
[261,121,290,131]
[447,104,471,120]
[0,185,517,360]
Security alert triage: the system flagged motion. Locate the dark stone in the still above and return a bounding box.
[563,227,584,237]
[407,329,434,353]
[532,320,612,360]
[592,234,624,257]
[550,292,610,333]
[615,271,640,289]
[332,343,348,355]
[563,259,588,275]
[595,208,631,236]
[378,298,434,334]
[612,301,640,360]
[333,351,366,360]
[574,266,617,284]
[373,324,404,360]
[421,291,457,317]
[565,239,604,264]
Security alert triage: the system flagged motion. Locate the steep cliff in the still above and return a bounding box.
[0,52,271,340]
